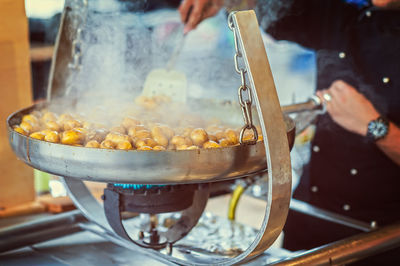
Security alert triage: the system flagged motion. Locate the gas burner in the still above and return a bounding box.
[103,183,210,249]
[104,183,198,214]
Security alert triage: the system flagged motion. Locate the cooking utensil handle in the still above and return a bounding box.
[281,95,323,114]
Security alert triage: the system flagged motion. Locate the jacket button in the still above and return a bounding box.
[311,186,318,192]
[343,204,351,211]
[382,77,390,84]
[370,221,378,229]
[313,145,320,152]
[366,10,372,17]
[350,168,358,175]
[339,52,346,59]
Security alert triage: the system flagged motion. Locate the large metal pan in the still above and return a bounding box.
[7,102,295,184]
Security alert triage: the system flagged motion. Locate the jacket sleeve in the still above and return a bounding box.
[263,0,359,50]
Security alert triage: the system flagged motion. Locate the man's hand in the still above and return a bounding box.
[179,0,224,34]
[317,80,400,166]
[317,80,380,136]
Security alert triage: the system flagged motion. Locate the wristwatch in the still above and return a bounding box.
[366,116,389,142]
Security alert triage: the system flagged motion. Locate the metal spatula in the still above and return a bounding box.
[142,32,188,102]
[142,9,192,103]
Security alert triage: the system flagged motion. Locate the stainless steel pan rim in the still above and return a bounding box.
[8,103,295,184]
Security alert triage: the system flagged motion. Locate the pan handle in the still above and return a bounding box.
[281,95,323,114]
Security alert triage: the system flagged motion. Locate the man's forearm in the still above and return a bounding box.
[377,122,400,166]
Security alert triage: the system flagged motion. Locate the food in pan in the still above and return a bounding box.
[13,96,263,151]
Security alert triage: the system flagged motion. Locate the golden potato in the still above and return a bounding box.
[137,146,153,151]
[135,130,152,140]
[186,145,199,150]
[170,136,186,147]
[182,127,194,138]
[109,126,126,134]
[127,125,146,137]
[40,129,53,136]
[208,134,217,142]
[153,145,166,151]
[184,137,193,146]
[135,138,157,148]
[63,119,82,131]
[82,121,93,129]
[219,138,231,147]
[203,140,221,149]
[151,126,168,147]
[41,112,58,123]
[116,140,133,150]
[167,143,176,150]
[85,140,100,148]
[30,110,42,119]
[100,140,115,149]
[20,121,36,134]
[22,114,39,125]
[225,129,239,145]
[105,132,130,144]
[29,132,45,140]
[215,130,225,141]
[171,135,193,147]
[13,126,28,136]
[58,113,74,123]
[176,144,189,150]
[190,128,208,146]
[45,121,62,132]
[242,131,256,142]
[86,129,108,143]
[61,129,85,145]
[122,117,140,129]
[44,131,60,143]
[160,125,174,139]
[74,127,89,135]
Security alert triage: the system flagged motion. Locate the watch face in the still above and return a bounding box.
[368,121,388,138]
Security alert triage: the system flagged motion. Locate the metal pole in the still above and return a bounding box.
[271,222,400,265]
[0,210,85,253]
[290,199,373,232]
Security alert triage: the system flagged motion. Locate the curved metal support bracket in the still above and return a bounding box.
[103,184,210,249]
[227,10,292,262]
[62,177,209,249]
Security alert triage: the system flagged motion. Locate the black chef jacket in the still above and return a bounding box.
[265,0,400,255]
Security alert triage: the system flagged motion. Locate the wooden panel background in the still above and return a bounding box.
[0,0,35,209]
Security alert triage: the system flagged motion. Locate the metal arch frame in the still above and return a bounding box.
[61,10,291,265]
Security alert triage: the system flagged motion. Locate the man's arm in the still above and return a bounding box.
[318,80,400,166]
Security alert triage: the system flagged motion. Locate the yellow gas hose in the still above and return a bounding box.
[228,184,245,220]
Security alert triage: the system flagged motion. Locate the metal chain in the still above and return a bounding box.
[68,0,88,70]
[228,12,258,145]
